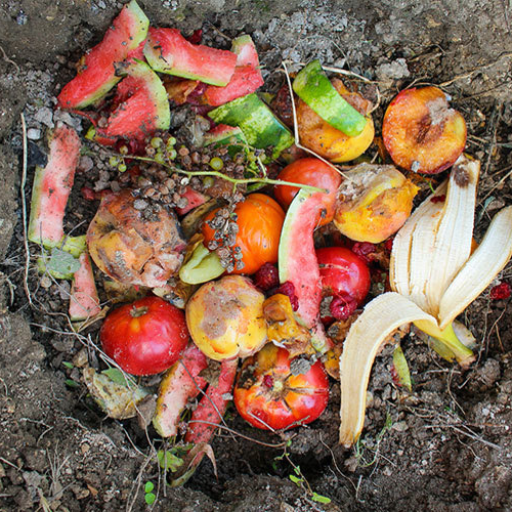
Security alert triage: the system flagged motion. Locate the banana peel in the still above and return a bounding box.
[339,155,512,446]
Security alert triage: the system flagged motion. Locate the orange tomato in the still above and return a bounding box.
[274,158,342,226]
[202,193,285,275]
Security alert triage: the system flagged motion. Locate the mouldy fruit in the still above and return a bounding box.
[57,0,149,109]
[185,275,267,361]
[382,86,467,174]
[297,78,375,163]
[87,190,185,288]
[333,163,418,244]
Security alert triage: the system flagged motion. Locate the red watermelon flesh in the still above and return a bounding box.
[278,189,335,353]
[97,60,170,141]
[57,0,149,109]
[203,35,264,107]
[175,186,209,216]
[28,124,81,248]
[144,28,237,86]
[69,253,101,321]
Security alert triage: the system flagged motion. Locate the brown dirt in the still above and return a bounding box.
[1,1,512,511]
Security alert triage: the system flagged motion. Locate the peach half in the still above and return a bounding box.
[333,163,419,244]
[297,79,375,163]
[185,275,267,361]
[382,86,467,174]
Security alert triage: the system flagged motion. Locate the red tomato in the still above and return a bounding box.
[274,158,342,226]
[202,193,285,275]
[234,344,329,430]
[100,296,189,376]
[316,247,371,305]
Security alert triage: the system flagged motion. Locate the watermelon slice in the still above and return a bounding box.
[278,189,334,353]
[203,35,264,107]
[96,60,170,142]
[153,343,208,438]
[28,124,81,249]
[57,0,149,109]
[144,28,237,86]
[175,186,209,216]
[69,253,101,321]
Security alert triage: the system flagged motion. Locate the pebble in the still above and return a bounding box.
[34,107,54,128]
[27,128,41,140]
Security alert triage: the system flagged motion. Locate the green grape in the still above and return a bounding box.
[118,163,127,172]
[209,157,224,171]
[109,156,120,167]
[150,137,163,149]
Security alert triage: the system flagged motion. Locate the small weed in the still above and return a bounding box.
[144,481,156,505]
[354,412,393,468]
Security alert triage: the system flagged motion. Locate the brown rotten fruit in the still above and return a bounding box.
[87,190,186,288]
[382,86,466,174]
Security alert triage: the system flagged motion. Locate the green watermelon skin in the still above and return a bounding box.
[57,0,149,109]
[208,93,294,159]
[144,28,237,86]
[28,124,81,249]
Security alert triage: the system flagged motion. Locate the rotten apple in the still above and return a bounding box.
[185,275,267,361]
[100,296,189,376]
[234,343,329,430]
[382,86,467,174]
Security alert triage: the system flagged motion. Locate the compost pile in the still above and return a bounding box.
[2,0,512,511]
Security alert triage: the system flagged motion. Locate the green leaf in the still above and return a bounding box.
[144,492,156,505]
[144,481,154,493]
[62,361,74,370]
[311,492,331,504]
[392,345,412,392]
[65,379,79,388]
[157,449,184,472]
[101,368,136,387]
[47,248,81,276]
[289,474,301,485]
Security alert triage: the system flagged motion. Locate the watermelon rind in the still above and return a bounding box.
[57,0,149,109]
[28,125,81,249]
[144,28,237,86]
[208,93,294,159]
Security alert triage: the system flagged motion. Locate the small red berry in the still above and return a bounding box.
[490,282,511,300]
[253,263,280,291]
[351,242,376,264]
[329,293,357,321]
[275,281,299,311]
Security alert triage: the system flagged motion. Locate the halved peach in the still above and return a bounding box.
[334,163,418,243]
[297,79,375,163]
[382,86,466,174]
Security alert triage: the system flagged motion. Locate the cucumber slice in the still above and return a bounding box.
[293,60,367,137]
[208,93,294,159]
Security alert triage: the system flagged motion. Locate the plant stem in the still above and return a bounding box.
[125,154,329,194]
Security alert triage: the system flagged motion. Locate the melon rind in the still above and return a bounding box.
[144,28,237,86]
[69,253,101,321]
[57,0,149,109]
[278,189,330,353]
[28,125,81,249]
[208,93,294,159]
